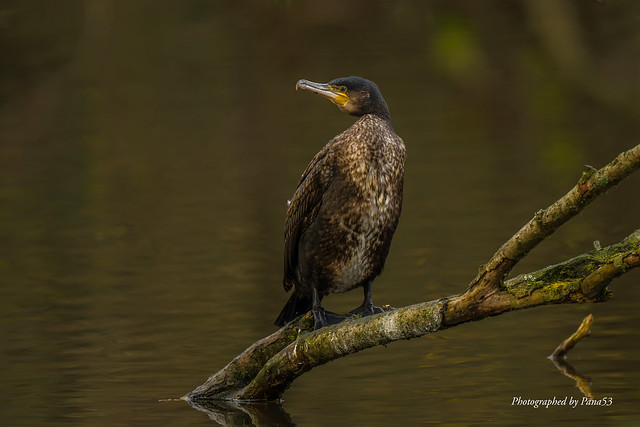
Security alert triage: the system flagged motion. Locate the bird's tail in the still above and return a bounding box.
[274,292,313,327]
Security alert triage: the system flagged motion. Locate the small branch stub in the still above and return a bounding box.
[549,314,594,359]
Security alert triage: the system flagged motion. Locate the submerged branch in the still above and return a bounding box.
[186,145,640,402]
[187,228,640,402]
[547,315,596,399]
[186,314,314,401]
[550,314,594,360]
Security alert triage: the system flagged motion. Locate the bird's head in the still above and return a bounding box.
[296,76,391,120]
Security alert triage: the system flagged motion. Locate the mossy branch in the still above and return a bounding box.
[445,144,640,324]
[185,144,640,403]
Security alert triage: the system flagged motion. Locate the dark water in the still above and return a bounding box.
[2,1,640,425]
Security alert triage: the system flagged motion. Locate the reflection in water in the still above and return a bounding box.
[187,399,294,427]
[549,357,594,400]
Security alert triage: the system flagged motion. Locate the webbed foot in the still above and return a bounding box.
[311,306,346,330]
[347,302,385,318]
[346,280,386,318]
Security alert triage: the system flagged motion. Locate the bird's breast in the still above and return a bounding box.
[295,115,406,294]
[326,157,402,292]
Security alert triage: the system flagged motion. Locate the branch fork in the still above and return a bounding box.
[186,144,640,403]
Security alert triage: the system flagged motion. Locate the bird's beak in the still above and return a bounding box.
[296,79,349,106]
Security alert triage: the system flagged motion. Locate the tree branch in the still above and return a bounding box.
[185,144,640,403]
[445,144,640,324]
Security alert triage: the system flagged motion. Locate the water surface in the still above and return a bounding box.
[1,1,640,425]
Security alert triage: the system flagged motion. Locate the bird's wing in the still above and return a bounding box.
[283,142,335,291]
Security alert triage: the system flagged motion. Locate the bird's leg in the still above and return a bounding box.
[311,287,346,330]
[311,287,327,329]
[347,280,385,317]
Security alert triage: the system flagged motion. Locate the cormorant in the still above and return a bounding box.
[275,76,406,330]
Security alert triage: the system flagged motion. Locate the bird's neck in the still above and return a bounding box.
[357,113,394,132]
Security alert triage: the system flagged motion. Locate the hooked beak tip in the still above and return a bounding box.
[295,79,308,91]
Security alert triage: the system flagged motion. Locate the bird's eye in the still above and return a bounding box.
[331,85,347,93]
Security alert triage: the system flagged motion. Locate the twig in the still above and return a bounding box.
[550,314,594,359]
[548,314,596,399]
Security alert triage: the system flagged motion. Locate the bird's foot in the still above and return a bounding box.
[311,307,346,330]
[347,303,385,318]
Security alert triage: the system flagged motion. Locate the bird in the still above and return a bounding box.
[274,76,406,330]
